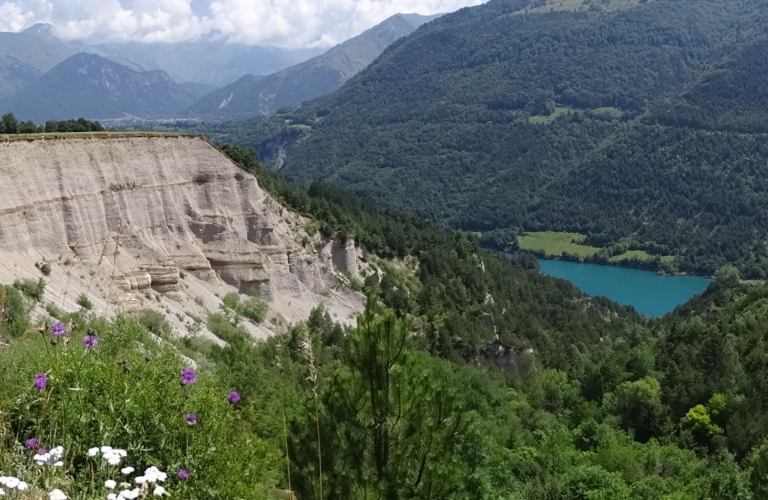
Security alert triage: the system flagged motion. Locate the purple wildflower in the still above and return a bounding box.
[38,447,48,454]
[180,369,196,386]
[178,469,190,480]
[25,438,39,450]
[34,372,47,391]
[82,334,99,349]
[228,391,241,404]
[51,321,66,337]
[185,413,198,425]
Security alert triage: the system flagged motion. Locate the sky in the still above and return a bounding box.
[0,0,484,48]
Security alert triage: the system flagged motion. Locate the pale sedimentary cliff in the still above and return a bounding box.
[0,135,364,340]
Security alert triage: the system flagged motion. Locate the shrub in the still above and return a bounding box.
[45,301,65,320]
[222,292,269,323]
[222,292,240,311]
[133,309,172,337]
[207,313,250,344]
[0,285,29,337]
[239,296,269,323]
[35,261,51,276]
[12,278,45,302]
[76,293,93,311]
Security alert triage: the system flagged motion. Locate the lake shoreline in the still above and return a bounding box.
[484,245,713,279]
[490,249,712,317]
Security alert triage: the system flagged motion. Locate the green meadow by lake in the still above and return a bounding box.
[506,255,711,317]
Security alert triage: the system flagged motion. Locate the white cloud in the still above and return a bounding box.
[0,0,483,47]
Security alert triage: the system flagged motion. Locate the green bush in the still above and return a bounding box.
[207,313,250,344]
[133,309,172,337]
[76,293,93,311]
[35,261,51,276]
[12,278,45,302]
[0,285,29,337]
[222,292,268,323]
[45,301,65,321]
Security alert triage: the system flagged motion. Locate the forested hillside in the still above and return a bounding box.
[9,141,768,497]
[193,0,768,277]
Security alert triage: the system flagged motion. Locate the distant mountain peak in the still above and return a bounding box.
[21,23,55,38]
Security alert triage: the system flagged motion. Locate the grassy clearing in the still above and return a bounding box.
[529,106,571,124]
[521,0,652,14]
[593,106,624,118]
[0,131,194,142]
[609,250,655,262]
[518,231,599,258]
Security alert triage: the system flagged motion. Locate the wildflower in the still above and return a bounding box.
[180,369,196,385]
[153,486,166,497]
[136,466,167,484]
[49,489,67,500]
[120,489,140,499]
[228,391,241,404]
[17,482,28,491]
[101,447,127,466]
[105,480,117,489]
[108,495,117,500]
[38,447,48,454]
[121,467,134,475]
[0,489,4,496]
[51,322,66,336]
[34,373,47,391]
[88,447,100,457]
[25,438,40,450]
[34,446,64,466]
[185,413,197,425]
[82,334,99,349]
[0,477,19,489]
[177,469,189,480]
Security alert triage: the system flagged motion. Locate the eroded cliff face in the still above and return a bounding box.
[0,135,364,340]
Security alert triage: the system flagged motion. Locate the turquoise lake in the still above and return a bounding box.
[506,255,711,317]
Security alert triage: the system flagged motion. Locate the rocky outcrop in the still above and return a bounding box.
[0,135,364,339]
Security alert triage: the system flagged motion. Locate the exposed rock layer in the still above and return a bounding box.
[0,135,364,339]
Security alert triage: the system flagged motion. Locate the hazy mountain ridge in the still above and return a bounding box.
[0,53,193,121]
[186,13,441,119]
[0,56,41,97]
[96,40,323,88]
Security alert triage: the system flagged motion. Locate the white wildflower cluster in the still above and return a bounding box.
[49,489,68,500]
[136,467,167,485]
[0,476,29,495]
[34,446,65,467]
[88,446,128,466]
[106,466,167,499]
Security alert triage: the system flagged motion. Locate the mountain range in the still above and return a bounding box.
[94,41,322,88]
[0,53,193,122]
[0,15,436,122]
[186,13,441,119]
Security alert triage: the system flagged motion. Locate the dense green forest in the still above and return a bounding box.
[181,0,768,278]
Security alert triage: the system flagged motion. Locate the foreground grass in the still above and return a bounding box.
[0,311,281,499]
